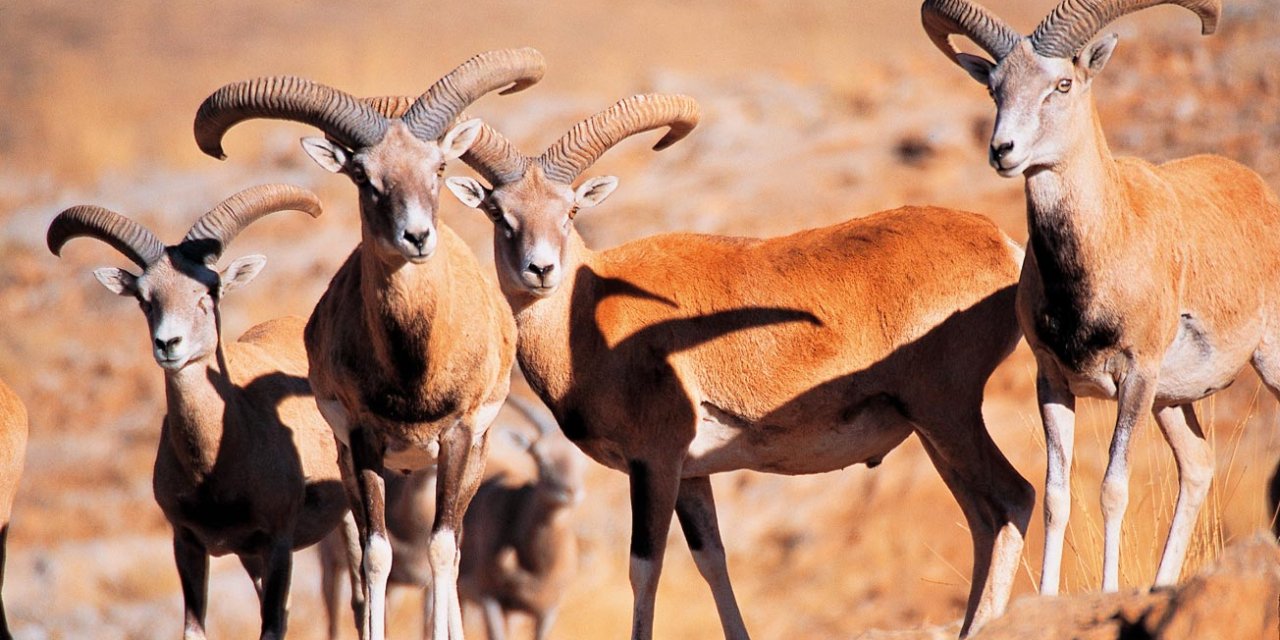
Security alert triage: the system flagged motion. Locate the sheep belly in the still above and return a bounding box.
[683,398,913,477]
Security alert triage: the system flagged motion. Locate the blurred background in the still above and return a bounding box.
[1,0,1279,637]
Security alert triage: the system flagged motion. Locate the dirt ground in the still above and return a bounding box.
[1,0,1279,638]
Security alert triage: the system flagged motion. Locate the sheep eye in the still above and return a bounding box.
[1056,78,1073,93]
[350,165,368,184]
[436,163,446,176]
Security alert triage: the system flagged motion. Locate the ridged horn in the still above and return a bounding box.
[1031,0,1220,58]
[537,94,700,185]
[47,205,165,268]
[505,394,559,438]
[400,48,546,143]
[921,0,1023,64]
[181,184,323,264]
[461,120,531,186]
[358,95,531,187]
[194,76,390,160]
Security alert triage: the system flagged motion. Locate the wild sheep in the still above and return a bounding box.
[443,94,1035,638]
[0,378,28,640]
[47,184,348,640]
[921,0,1280,594]
[192,49,541,640]
[319,395,584,640]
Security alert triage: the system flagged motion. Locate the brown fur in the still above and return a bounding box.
[934,6,1280,595]
[456,155,1034,638]
[317,418,583,640]
[303,146,517,640]
[0,378,28,639]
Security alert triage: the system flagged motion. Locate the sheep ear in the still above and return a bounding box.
[93,267,138,296]
[446,176,488,209]
[956,53,995,85]
[1077,33,1118,80]
[220,255,267,296]
[440,119,483,160]
[574,176,619,209]
[301,137,351,174]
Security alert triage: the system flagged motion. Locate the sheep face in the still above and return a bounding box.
[93,251,265,371]
[956,36,1118,177]
[448,167,617,297]
[302,120,482,264]
[530,437,586,507]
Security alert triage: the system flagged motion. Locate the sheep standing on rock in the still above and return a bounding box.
[48,185,348,640]
[0,378,27,640]
[192,49,543,640]
[922,0,1280,594]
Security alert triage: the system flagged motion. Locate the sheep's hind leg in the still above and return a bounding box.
[914,406,1034,638]
[1151,404,1212,586]
[675,476,749,640]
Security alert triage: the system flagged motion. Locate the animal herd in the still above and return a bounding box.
[0,0,1273,638]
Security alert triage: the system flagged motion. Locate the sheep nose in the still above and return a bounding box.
[155,336,182,352]
[991,140,1015,160]
[403,229,430,250]
[527,262,555,278]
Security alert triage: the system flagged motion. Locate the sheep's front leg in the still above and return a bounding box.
[258,538,294,640]
[431,416,494,639]
[1100,368,1157,592]
[1036,368,1076,596]
[348,427,391,640]
[174,527,210,640]
[628,457,682,640]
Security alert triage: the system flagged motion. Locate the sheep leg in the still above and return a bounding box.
[1251,347,1280,537]
[533,606,559,640]
[1151,404,1213,586]
[348,427,391,640]
[431,424,492,640]
[915,408,1033,638]
[239,554,265,600]
[258,538,294,640]
[627,457,682,640]
[480,597,506,640]
[318,528,348,640]
[174,527,210,640]
[674,476,749,640]
[1035,367,1076,597]
[337,444,370,640]
[0,523,9,640]
[1100,369,1157,592]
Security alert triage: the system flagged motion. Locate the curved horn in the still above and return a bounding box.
[921,0,1023,64]
[505,394,559,438]
[1031,0,1220,58]
[400,48,546,142]
[461,120,532,186]
[181,184,322,264]
[194,76,389,160]
[47,205,164,268]
[358,95,531,187]
[537,94,700,185]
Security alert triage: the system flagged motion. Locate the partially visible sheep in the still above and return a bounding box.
[48,185,347,640]
[0,378,28,639]
[320,395,585,640]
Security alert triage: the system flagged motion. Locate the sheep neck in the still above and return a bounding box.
[358,240,449,382]
[162,346,234,481]
[506,230,595,406]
